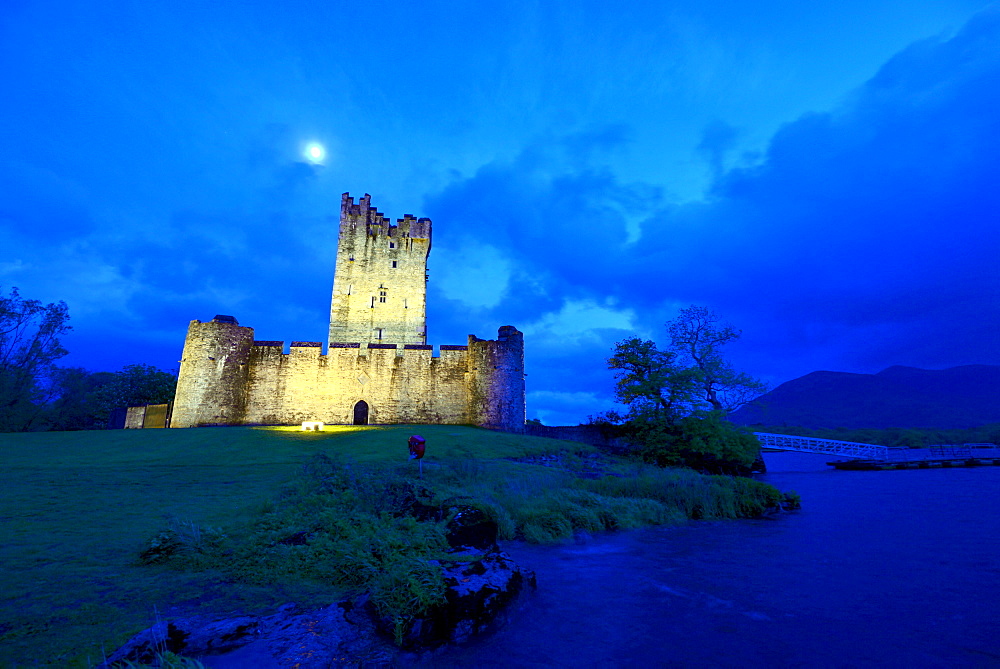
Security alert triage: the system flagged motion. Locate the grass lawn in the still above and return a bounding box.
[0,425,584,668]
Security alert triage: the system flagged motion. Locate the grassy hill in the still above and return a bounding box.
[731,364,1000,429]
[0,425,786,667]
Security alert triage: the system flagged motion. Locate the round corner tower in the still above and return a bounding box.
[467,325,526,431]
[171,315,253,428]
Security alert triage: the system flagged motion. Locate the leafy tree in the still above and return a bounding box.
[668,305,768,412]
[606,337,699,421]
[45,367,117,431]
[601,306,765,474]
[0,287,71,431]
[91,363,177,424]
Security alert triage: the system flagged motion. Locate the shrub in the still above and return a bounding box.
[629,412,761,475]
[369,558,448,646]
[138,517,226,567]
[782,490,802,510]
[520,509,574,544]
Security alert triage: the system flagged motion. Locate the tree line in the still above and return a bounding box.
[746,423,1000,449]
[1,287,176,432]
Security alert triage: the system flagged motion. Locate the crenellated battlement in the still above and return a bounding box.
[340,193,431,240]
[340,192,375,219]
[176,319,523,429]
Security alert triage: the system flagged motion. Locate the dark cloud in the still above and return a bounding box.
[425,127,661,310]
[623,9,1000,376]
[424,9,1000,422]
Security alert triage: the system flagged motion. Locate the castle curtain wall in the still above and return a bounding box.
[172,323,523,429]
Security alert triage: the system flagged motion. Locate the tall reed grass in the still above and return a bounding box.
[139,450,789,646]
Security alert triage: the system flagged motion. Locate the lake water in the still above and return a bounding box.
[410,452,1000,668]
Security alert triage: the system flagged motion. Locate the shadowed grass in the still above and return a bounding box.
[0,425,591,667]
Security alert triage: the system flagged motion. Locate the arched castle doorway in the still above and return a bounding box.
[353,400,369,425]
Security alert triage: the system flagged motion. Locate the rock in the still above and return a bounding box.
[440,551,536,643]
[392,494,500,551]
[213,601,395,669]
[98,616,260,667]
[99,602,396,668]
[444,505,498,552]
[373,549,536,649]
[104,547,536,664]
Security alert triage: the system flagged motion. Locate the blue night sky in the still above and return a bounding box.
[2,1,997,425]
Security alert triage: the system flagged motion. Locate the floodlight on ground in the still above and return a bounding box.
[301,421,324,431]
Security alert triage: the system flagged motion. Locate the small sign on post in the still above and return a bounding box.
[408,434,426,477]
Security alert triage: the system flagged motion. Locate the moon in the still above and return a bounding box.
[304,142,325,163]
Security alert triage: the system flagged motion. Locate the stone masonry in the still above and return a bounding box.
[171,193,525,430]
[329,193,430,345]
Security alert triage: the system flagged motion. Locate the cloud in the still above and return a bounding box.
[0,259,26,277]
[527,390,608,426]
[424,8,1000,423]
[520,299,641,348]
[625,7,1000,374]
[5,5,998,427]
[425,128,661,282]
[434,240,512,309]
[696,119,741,178]
[423,127,664,346]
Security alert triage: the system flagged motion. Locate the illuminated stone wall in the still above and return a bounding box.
[240,341,473,426]
[124,406,145,429]
[171,316,252,428]
[172,321,524,429]
[328,193,431,346]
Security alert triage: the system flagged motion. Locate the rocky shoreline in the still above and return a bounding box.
[100,506,536,668]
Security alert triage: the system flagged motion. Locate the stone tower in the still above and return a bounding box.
[171,315,254,427]
[328,193,431,345]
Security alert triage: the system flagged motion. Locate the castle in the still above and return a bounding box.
[170,193,526,430]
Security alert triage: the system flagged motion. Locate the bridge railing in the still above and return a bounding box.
[754,433,888,460]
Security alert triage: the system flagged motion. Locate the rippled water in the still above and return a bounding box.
[409,452,1000,668]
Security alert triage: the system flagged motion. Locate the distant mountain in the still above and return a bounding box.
[730,365,1000,430]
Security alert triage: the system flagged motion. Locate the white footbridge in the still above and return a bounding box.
[754,433,888,460]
